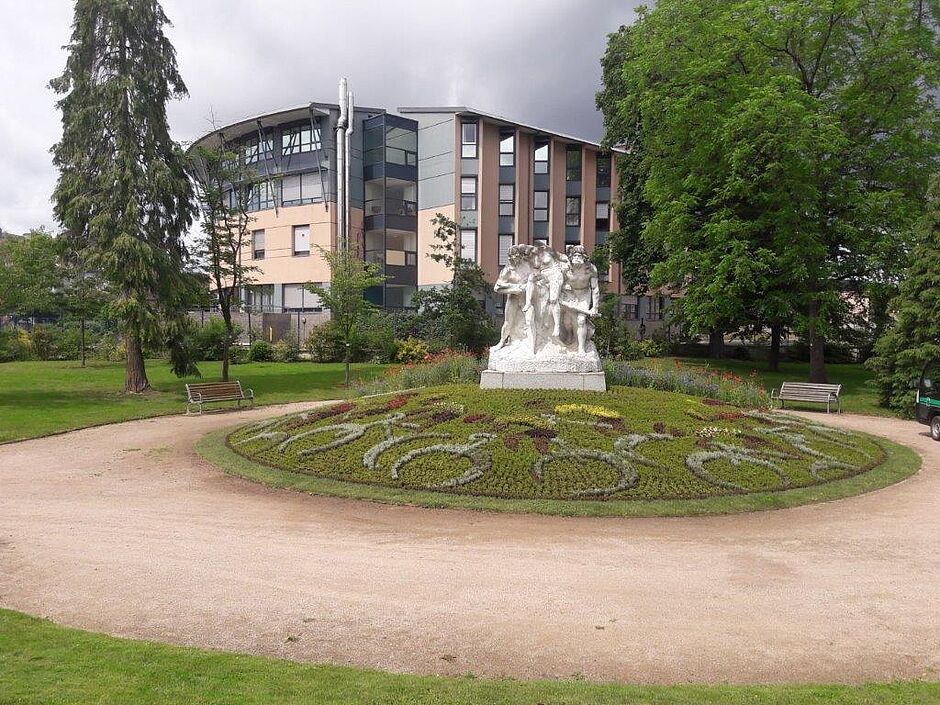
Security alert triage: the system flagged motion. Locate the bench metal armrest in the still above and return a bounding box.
[189,391,203,402]
[244,388,254,399]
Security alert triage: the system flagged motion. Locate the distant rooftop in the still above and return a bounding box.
[397,105,619,151]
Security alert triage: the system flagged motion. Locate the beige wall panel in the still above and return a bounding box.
[241,204,336,284]
[417,204,457,287]
[479,121,500,283]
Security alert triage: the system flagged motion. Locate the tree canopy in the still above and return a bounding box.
[51,0,195,392]
[598,0,940,380]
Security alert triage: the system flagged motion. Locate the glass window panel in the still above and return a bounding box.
[499,133,514,166]
[282,175,302,203]
[499,202,514,216]
[386,250,406,266]
[534,191,548,208]
[460,195,477,211]
[534,142,549,174]
[566,146,582,181]
[566,197,581,226]
[534,209,548,222]
[595,201,610,219]
[461,177,476,194]
[596,154,611,188]
[365,231,384,250]
[499,184,514,201]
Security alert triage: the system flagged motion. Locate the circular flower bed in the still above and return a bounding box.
[225,385,885,502]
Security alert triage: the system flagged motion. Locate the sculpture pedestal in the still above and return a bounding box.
[480,370,607,392]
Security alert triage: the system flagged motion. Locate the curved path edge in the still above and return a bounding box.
[1,404,938,685]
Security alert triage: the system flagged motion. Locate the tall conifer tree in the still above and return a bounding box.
[51,0,194,392]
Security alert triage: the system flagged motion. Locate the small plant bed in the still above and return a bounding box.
[219,385,901,514]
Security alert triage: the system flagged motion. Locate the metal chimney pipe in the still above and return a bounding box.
[335,77,348,251]
[345,89,354,253]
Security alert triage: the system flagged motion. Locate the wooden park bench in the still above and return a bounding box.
[185,381,254,415]
[770,382,842,413]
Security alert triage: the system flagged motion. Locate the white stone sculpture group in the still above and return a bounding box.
[488,244,602,374]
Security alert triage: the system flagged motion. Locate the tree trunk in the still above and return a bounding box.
[807,299,827,383]
[221,309,233,383]
[125,333,150,393]
[768,323,782,372]
[708,330,725,359]
[80,318,86,368]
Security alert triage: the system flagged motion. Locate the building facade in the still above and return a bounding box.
[192,99,673,334]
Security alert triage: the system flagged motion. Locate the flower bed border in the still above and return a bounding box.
[196,426,919,518]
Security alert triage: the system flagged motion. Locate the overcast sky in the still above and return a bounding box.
[0,0,642,234]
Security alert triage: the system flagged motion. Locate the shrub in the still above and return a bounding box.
[394,337,430,364]
[604,358,770,408]
[248,339,274,362]
[305,322,342,362]
[229,345,249,365]
[271,334,300,363]
[191,317,240,361]
[95,334,126,362]
[355,350,483,395]
[0,328,31,362]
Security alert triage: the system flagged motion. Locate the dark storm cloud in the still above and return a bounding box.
[0,0,642,234]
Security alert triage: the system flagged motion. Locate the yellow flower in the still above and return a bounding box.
[554,404,621,420]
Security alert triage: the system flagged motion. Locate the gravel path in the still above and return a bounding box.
[1,404,938,684]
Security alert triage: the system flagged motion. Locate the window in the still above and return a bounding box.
[595,201,610,232]
[283,283,321,311]
[386,125,418,166]
[648,296,665,321]
[257,182,276,210]
[252,230,265,260]
[242,136,273,164]
[622,302,639,320]
[460,177,477,211]
[460,229,477,262]
[566,145,582,181]
[534,141,549,174]
[292,225,310,256]
[461,121,478,158]
[498,234,514,266]
[498,184,514,217]
[499,132,514,166]
[534,190,549,222]
[281,124,321,156]
[596,153,611,188]
[281,173,323,205]
[566,196,581,226]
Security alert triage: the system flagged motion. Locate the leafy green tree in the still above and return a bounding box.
[0,229,64,319]
[414,213,496,355]
[599,0,940,380]
[868,180,940,414]
[188,144,260,381]
[306,246,385,387]
[51,0,195,392]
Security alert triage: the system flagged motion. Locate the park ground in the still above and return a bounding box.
[0,357,889,444]
[1,406,938,702]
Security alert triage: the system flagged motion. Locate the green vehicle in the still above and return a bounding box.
[915,358,940,440]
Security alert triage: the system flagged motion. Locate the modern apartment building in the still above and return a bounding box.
[191,94,673,332]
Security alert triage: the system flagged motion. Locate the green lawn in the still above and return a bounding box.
[1,610,937,705]
[0,360,384,443]
[661,358,890,417]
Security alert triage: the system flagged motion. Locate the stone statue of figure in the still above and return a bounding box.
[524,246,569,343]
[487,241,602,378]
[559,245,600,355]
[492,244,534,351]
